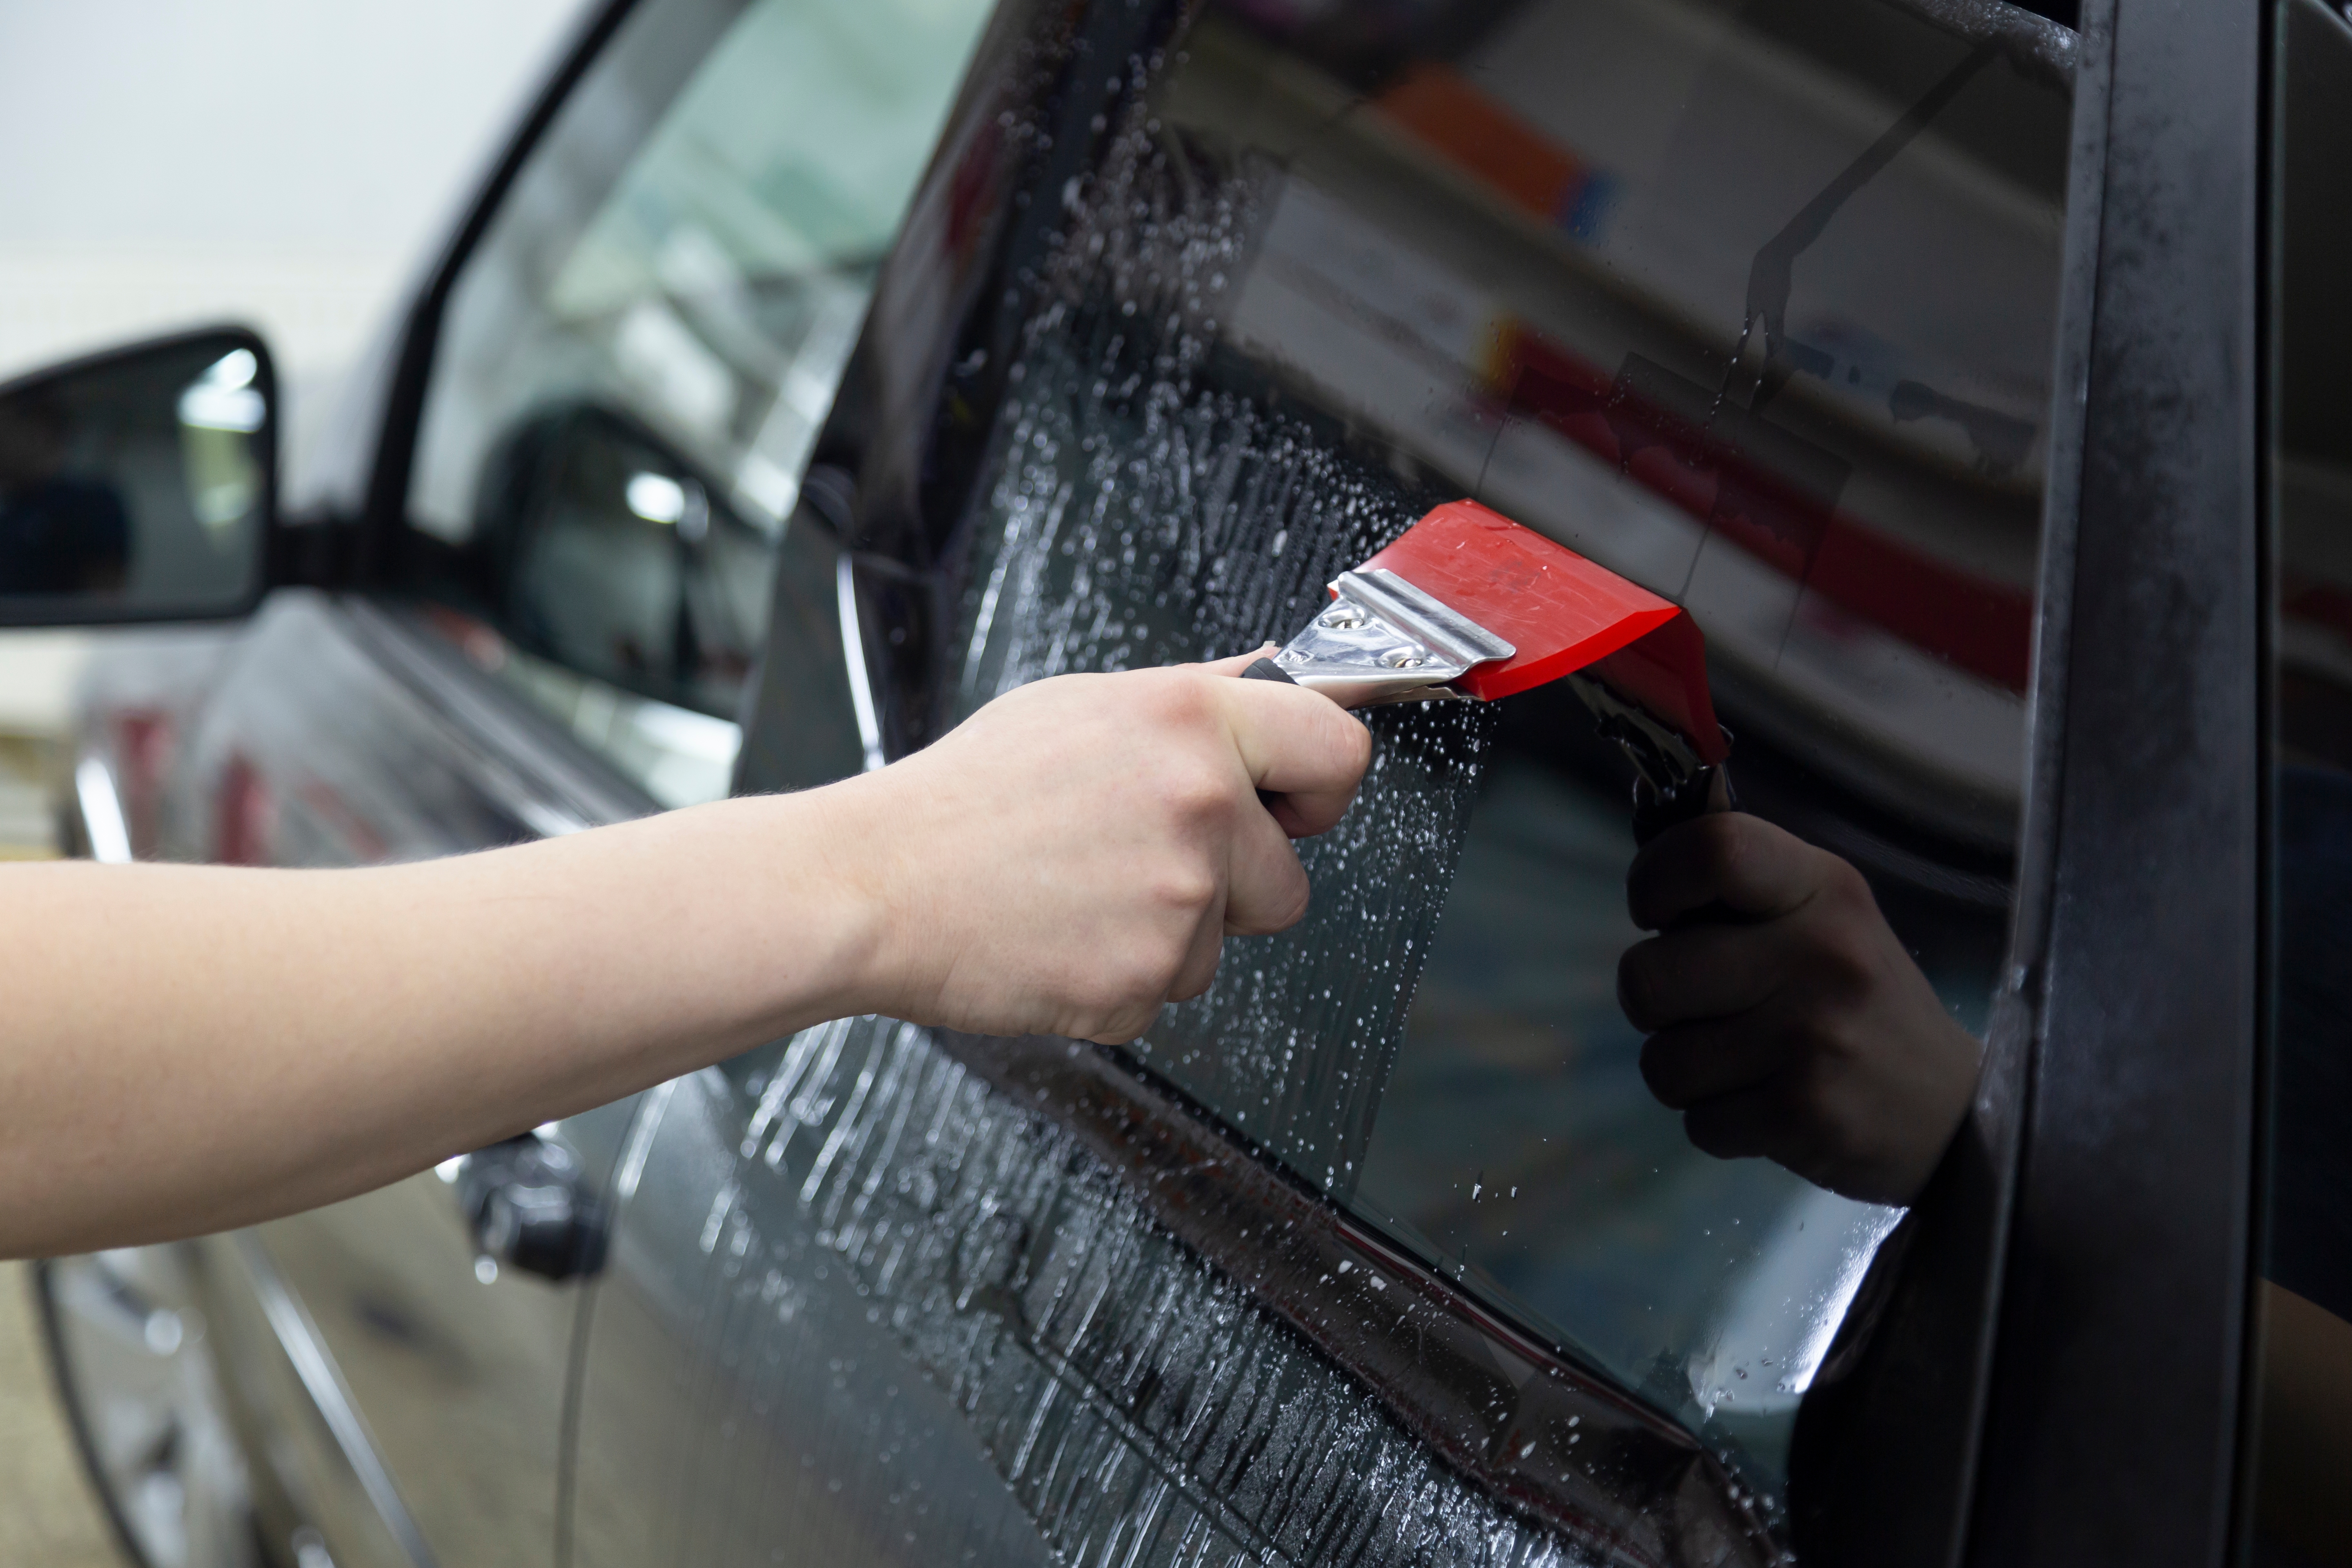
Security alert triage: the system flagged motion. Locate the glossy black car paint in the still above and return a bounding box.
[1969,1,2264,1563]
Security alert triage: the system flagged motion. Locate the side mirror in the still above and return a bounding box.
[0,326,277,626]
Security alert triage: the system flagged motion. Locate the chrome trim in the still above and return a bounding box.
[74,753,133,864]
[1561,670,1707,787]
[1884,0,2074,89]
[835,552,887,772]
[612,1076,677,1205]
[336,597,649,832]
[1270,568,1515,704]
[232,1232,438,1568]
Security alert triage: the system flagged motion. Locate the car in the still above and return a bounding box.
[11,0,2342,1562]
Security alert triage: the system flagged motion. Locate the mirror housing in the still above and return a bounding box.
[0,325,282,627]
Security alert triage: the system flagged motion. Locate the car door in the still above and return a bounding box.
[562,0,2100,1562]
[82,2,985,1565]
[335,0,986,1559]
[137,586,662,1568]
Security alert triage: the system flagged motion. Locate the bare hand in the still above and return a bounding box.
[1617,813,1981,1204]
[832,655,1372,1045]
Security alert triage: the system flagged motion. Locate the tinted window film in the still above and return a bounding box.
[2251,2,2352,1558]
[403,0,988,802]
[933,0,2068,1517]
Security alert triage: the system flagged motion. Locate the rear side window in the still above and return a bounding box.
[2250,1,2352,1557]
[939,0,2069,1514]
[403,0,989,804]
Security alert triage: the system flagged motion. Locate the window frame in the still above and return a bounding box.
[817,0,2273,1558]
[1783,2,2266,1560]
[1959,0,2265,1562]
[295,0,649,574]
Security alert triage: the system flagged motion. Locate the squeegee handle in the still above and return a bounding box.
[1238,659,1303,808]
[1630,764,1735,848]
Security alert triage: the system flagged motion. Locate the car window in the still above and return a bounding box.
[2250,2,2352,1559]
[937,0,2068,1515]
[402,0,990,804]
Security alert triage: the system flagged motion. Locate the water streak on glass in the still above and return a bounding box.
[915,0,2065,1524]
[950,130,1501,1187]
[645,1021,1602,1567]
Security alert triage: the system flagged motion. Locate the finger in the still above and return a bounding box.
[1192,644,1283,678]
[1223,797,1312,936]
[1169,901,1228,1001]
[1261,793,1318,837]
[1639,1014,1792,1108]
[1617,920,1797,1030]
[1196,645,1386,711]
[1625,812,1824,931]
[1211,677,1372,835]
[1681,1083,1793,1163]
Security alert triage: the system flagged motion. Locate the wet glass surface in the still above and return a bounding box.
[931,0,2068,1518]
[2250,3,2352,1559]
[1353,748,1906,1454]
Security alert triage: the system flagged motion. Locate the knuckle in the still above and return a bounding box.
[1819,852,1874,905]
[1238,854,1312,930]
[1617,951,1659,1029]
[1806,924,1880,996]
[1159,762,1235,825]
[1698,812,1749,880]
[1151,672,1218,727]
[1148,865,1219,915]
[1777,1015,1849,1085]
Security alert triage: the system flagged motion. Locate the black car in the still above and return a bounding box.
[13,0,2346,1563]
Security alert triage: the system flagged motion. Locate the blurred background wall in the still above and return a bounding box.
[0,4,587,1559]
[0,2,584,396]
[0,0,591,811]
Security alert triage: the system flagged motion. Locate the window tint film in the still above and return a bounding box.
[937,0,2069,1515]
[403,0,989,802]
[2251,2,2352,1558]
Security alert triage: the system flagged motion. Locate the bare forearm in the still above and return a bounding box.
[0,789,877,1256]
[0,660,1369,1259]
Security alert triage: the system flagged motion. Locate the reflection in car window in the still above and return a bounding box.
[405,0,989,799]
[2252,2,2352,1559]
[943,0,2067,1512]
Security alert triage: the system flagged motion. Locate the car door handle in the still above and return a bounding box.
[454,1133,606,1282]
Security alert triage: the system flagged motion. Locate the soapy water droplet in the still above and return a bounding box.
[697,1007,1587,1568]
[951,190,1494,1197]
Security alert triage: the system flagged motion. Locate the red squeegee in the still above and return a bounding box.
[1247,500,1731,839]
